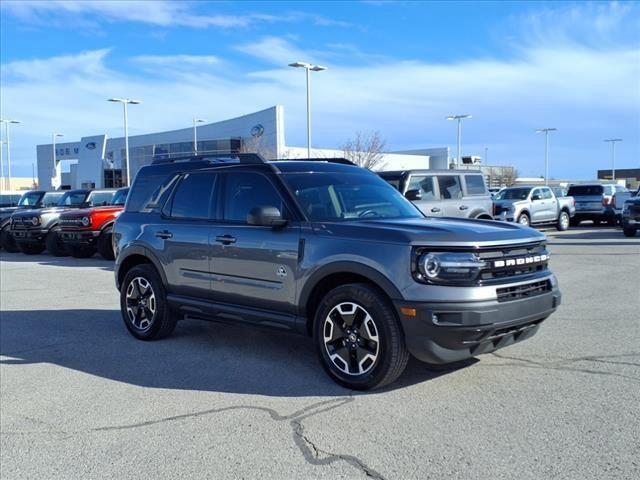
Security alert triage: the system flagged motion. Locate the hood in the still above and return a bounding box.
[314,217,545,247]
[11,206,71,218]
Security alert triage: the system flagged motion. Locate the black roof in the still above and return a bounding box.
[269,161,364,174]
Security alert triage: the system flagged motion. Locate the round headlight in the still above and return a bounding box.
[31,216,40,226]
[81,216,91,227]
[420,253,441,279]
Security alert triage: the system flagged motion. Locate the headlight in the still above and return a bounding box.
[30,216,40,226]
[81,216,91,227]
[416,252,488,284]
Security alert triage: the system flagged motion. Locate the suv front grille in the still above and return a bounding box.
[59,217,84,228]
[496,280,551,303]
[11,217,31,230]
[477,243,549,282]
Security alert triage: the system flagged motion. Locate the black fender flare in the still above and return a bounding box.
[116,244,168,289]
[99,220,115,234]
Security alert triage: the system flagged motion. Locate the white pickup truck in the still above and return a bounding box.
[493,185,576,230]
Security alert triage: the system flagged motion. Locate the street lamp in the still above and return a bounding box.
[108,98,142,186]
[446,114,471,168]
[604,139,622,181]
[0,119,21,190]
[193,117,206,154]
[536,128,557,185]
[289,61,327,158]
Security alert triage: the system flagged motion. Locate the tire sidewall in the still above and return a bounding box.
[313,284,399,390]
[46,230,68,256]
[518,213,530,226]
[557,211,570,231]
[120,264,169,340]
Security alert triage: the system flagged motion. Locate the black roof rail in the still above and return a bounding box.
[151,152,266,165]
[274,157,356,166]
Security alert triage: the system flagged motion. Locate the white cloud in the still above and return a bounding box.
[235,37,324,66]
[131,54,221,66]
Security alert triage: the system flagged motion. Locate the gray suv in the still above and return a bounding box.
[113,154,561,390]
[378,170,493,220]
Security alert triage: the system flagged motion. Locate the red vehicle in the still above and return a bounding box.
[59,187,128,259]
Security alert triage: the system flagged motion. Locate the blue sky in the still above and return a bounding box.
[1,0,639,179]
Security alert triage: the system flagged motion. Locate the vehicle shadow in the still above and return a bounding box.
[545,228,639,246]
[0,309,469,396]
[0,252,114,271]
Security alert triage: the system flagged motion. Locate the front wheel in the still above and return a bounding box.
[556,211,570,231]
[314,283,409,390]
[120,264,177,340]
[1,227,19,253]
[517,213,530,226]
[623,226,637,238]
[45,230,68,257]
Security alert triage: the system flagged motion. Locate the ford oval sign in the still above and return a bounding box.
[86,142,96,150]
[250,124,264,138]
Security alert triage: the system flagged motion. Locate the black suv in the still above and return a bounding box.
[114,154,561,390]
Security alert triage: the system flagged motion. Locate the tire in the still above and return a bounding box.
[120,264,177,340]
[97,228,115,260]
[17,242,45,255]
[517,213,530,227]
[45,230,68,257]
[1,227,19,253]
[313,283,409,390]
[623,226,637,238]
[68,244,97,258]
[556,211,570,231]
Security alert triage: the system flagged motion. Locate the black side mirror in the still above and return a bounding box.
[247,206,288,227]
[405,189,422,201]
[531,194,541,201]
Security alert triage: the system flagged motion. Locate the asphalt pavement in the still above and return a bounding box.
[1,226,639,479]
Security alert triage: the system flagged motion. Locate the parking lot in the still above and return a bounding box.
[1,226,638,480]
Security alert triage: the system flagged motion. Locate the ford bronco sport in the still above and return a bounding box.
[113,154,561,390]
[59,187,129,259]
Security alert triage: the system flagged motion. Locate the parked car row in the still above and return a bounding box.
[0,187,128,258]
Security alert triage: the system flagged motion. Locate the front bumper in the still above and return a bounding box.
[60,229,100,245]
[394,282,561,364]
[11,228,48,244]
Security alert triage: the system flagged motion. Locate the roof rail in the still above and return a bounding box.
[274,157,356,166]
[151,152,266,165]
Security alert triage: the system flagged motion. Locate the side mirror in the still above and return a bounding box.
[405,189,422,201]
[531,194,541,201]
[247,206,288,227]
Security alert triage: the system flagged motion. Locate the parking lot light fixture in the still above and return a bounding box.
[446,114,472,168]
[108,98,142,186]
[604,139,623,181]
[193,118,206,154]
[289,62,328,158]
[0,119,21,190]
[536,128,557,185]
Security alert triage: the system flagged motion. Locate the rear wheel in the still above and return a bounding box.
[1,227,19,253]
[623,226,637,237]
[68,244,97,258]
[45,230,68,257]
[517,213,530,226]
[17,242,45,255]
[314,283,409,390]
[97,228,115,260]
[556,211,570,231]
[120,264,177,340]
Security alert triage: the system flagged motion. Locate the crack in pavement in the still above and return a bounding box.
[487,352,640,383]
[3,397,384,479]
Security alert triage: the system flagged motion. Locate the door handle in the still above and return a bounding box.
[155,230,172,239]
[459,205,469,211]
[215,235,237,245]
[431,207,441,213]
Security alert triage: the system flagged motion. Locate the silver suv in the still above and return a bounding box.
[378,170,493,220]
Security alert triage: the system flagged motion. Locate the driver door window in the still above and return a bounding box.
[407,175,437,200]
[222,172,284,223]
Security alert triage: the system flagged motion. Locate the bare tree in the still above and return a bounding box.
[341,131,387,170]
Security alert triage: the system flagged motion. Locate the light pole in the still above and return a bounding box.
[0,119,21,190]
[193,117,206,154]
[484,146,488,164]
[604,139,622,181]
[108,98,141,186]
[536,128,557,185]
[52,133,64,188]
[289,62,327,158]
[446,114,471,168]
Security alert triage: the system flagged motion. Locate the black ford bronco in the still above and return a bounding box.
[113,154,561,390]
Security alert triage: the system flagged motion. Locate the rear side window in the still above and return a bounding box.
[437,175,463,200]
[222,172,283,223]
[464,175,487,195]
[170,173,216,219]
[127,170,180,213]
[407,175,437,200]
[542,188,553,199]
[567,185,603,196]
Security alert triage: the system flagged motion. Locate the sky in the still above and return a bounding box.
[1,0,639,180]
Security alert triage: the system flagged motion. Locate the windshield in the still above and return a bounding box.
[112,188,129,206]
[41,192,64,207]
[89,191,116,206]
[378,174,403,192]
[18,192,44,206]
[282,172,422,222]
[494,187,532,200]
[57,191,88,207]
[0,194,21,207]
[567,185,603,196]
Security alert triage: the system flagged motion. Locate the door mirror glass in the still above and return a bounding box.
[247,206,287,227]
[405,189,422,201]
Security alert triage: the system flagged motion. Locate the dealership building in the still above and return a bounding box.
[36,105,458,190]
